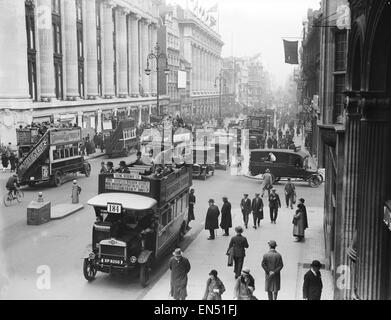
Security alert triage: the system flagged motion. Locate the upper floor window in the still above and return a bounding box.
[76,0,82,21]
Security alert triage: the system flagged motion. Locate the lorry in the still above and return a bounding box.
[16,126,91,187]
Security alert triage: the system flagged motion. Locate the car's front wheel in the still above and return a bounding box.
[83,258,97,282]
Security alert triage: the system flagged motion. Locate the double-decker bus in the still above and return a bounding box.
[83,164,192,287]
[16,127,91,187]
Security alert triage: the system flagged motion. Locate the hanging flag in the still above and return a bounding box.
[208,3,218,13]
[283,40,299,64]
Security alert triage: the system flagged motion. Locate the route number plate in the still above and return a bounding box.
[107,203,122,214]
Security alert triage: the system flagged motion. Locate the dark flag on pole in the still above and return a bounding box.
[283,40,299,64]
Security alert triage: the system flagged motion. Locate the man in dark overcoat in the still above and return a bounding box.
[303,260,323,300]
[227,226,249,279]
[169,248,191,300]
[298,198,309,230]
[261,240,284,300]
[220,197,232,236]
[205,199,220,240]
[187,189,196,230]
[251,193,264,229]
[269,188,281,224]
[240,194,252,229]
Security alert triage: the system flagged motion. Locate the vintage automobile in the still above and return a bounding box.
[84,165,192,287]
[192,146,215,180]
[249,148,323,187]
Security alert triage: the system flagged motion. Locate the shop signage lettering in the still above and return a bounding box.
[50,130,81,145]
[105,178,150,193]
[165,174,190,201]
[113,172,141,180]
[18,134,49,174]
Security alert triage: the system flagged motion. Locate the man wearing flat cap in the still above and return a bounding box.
[240,194,252,229]
[251,193,264,229]
[169,248,191,300]
[205,199,220,240]
[303,260,323,300]
[261,240,284,300]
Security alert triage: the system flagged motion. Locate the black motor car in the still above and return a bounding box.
[249,148,323,187]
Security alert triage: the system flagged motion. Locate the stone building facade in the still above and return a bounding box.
[0,0,168,144]
[318,0,391,299]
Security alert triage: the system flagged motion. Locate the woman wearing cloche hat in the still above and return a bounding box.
[202,269,226,300]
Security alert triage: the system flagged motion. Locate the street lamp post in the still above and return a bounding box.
[214,72,227,121]
[145,42,169,117]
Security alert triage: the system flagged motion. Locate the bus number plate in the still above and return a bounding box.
[107,203,122,214]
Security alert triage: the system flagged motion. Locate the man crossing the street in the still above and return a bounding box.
[269,188,281,224]
[251,193,264,229]
[227,226,249,279]
[240,194,252,229]
[284,178,296,209]
[261,169,273,198]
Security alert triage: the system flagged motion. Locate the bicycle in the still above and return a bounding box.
[3,189,24,207]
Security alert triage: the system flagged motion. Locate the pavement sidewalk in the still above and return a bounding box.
[143,204,333,300]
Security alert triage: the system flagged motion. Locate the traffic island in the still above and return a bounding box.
[50,203,84,220]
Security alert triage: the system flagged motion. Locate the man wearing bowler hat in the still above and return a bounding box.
[205,199,220,240]
[261,240,284,300]
[169,248,191,300]
[106,161,115,173]
[251,193,264,229]
[303,260,323,300]
[240,194,252,229]
[227,226,249,279]
[117,160,130,173]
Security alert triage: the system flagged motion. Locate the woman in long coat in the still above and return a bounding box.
[293,203,308,241]
[205,199,220,240]
[220,197,232,236]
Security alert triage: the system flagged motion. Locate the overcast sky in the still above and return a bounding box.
[167,0,321,88]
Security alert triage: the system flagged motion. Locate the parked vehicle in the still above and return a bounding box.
[84,165,192,287]
[16,127,91,187]
[249,148,323,188]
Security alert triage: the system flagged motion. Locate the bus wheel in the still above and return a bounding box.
[139,263,150,288]
[28,181,36,188]
[53,171,63,187]
[83,258,97,282]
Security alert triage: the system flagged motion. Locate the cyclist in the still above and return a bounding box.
[6,174,20,199]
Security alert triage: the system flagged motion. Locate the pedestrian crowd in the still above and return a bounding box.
[168,182,322,300]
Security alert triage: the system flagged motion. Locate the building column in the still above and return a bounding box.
[102,1,115,98]
[191,44,196,94]
[150,23,157,96]
[356,92,390,300]
[140,18,150,96]
[63,0,79,99]
[337,91,362,300]
[37,0,56,101]
[85,0,98,99]
[196,47,201,92]
[116,7,128,97]
[128,14,140,97]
